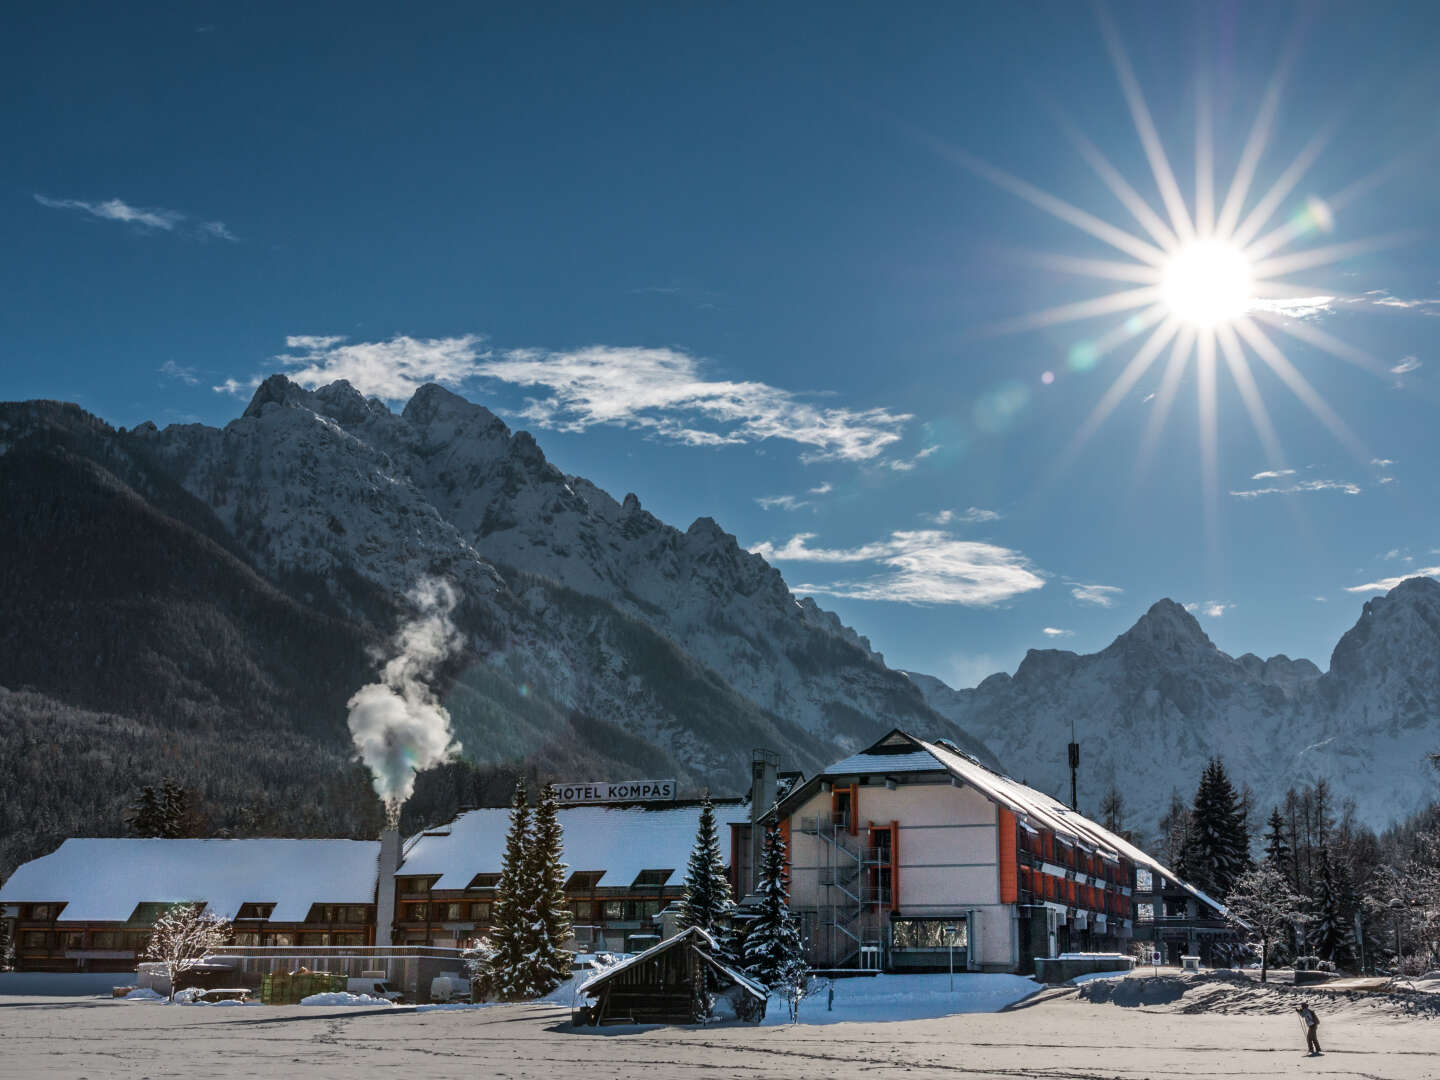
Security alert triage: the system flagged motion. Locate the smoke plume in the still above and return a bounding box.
[347,577,463,825]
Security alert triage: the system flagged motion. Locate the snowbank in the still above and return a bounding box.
[123,988,165,1002]
[760,973,1040,1025]
[298,992,395,1007]
[1068,970,1133,985]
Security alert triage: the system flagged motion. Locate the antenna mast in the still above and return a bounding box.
[1067,717,1080,811]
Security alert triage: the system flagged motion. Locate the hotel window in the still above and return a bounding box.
[346,906,370,923]
[22,931,49,948]
[234,932,261,946]
[63,932,84,950]
[407,903,429,921]
[466,873,501,891]
[91,931,118,949]
[570,900,593,921]
[631,869,672,888]
[1135,868,1153,892]
[237,903,275,920]
[334,933,365,946]
[300,932,331,946]
[444,903,464,921]
[470,902,492,921]
[28,904,53,920]
[602,900,624,920]
[266,933,295,947]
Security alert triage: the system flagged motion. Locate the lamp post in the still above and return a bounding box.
[945,925,958,991]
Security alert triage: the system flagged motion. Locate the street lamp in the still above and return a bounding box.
[945,925,958,991]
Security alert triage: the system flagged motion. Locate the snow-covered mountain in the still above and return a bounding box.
[907,582,1440,834]
[1,376,992,794]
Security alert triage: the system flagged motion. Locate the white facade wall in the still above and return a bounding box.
[784,779,1016,971]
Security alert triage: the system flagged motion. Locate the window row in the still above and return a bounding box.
[399,897,664,924]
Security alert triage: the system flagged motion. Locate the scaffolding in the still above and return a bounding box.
[796,812,888,968]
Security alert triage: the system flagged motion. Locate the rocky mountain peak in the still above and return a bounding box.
[1112,597,1214,657]
[1329,575,1440,683]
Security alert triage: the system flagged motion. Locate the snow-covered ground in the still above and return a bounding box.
[2,976,1435,1080]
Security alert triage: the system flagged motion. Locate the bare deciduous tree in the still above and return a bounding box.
[142,903,232,1001]
[1225,863,1308,983]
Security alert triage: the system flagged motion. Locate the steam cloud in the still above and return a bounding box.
[347,578,463,825]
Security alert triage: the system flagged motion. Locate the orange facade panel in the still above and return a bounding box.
[997,807,1019,904]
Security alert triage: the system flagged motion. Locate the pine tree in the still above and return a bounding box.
[679,795,735,943]
[1100,787,1126,835]
[1158,790,1193,869]
[1264,807,1293,877]
[1181,759,1251,897]
[741,825,807,995]
[525,786,573,996]
[159,779,190,838]
[488,779,535,1001]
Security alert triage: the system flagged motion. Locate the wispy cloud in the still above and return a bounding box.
[926,507,1002,525]
[1251,468,1296,480]
[755,494,809,511]
[1042,626,1073,638]
[751,530,1044,606]
[158,360,199,386]
[1371,458,1397,467]
[1391,357,1422,376]
[1248,296,1337,320]
[808,482,833,495]
[1069,582,1122,607]
[1230,478,1361,498]
[1200,602,1232,618]
[34,193,236,241]
[1363,290,1440,315]
[1345,567,1440,594]
[228,335,911,464]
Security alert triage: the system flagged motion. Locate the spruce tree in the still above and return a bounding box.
[1264,807,1292,876]
[488,779,535,1000]
[1308,848,1357,967]
[1181,759,1251,897]
[128,785,166,837]
[679,796,734,935]
[525,786,574,996]
[741,825,807,994]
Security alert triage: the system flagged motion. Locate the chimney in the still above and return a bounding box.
[748,749,780,897]
[374,828,401,947]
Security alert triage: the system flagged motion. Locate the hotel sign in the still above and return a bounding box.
[550,779,677,804]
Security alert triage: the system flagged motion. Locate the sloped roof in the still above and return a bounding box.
[792,730,1227,917]
[577,926,766,1001]
[0,838,381,922]
[400,802,752,891]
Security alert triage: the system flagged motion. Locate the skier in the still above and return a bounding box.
[1295,1003,1322,1056]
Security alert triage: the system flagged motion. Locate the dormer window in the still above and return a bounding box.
[565,871,605,892]
[631,869,672,888]
[466,873,501,891]
[236,903,275,920]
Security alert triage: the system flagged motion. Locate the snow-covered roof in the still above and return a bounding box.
[800,732,1227,917]
[399,802,752,891]
[0,838,381,923]
[578,926,766,1001]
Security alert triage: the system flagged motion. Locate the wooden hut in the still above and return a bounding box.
[575,927,767,1025]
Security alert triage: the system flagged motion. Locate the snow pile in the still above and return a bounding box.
[1068,970,1133,985]
[299,992,396,1007]
[123,988,164,1002]
[759,973,1039,1025]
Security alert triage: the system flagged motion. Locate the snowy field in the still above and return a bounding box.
[1,972,1437,1080]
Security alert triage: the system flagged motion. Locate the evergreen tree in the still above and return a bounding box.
[487,779,536,1001]
[741,825,807,994]
[679,794,737,975]
[1309,847,1357,967]
[1181,759,1251,897]
[1264,807,1293,878]
[127,785,167,837]
[158,778,190,838]
[525,786,574,996]
[1158,790,1193,870]
[0,913,13,971]
[1100,787,1126,835]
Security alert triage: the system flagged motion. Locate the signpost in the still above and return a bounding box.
[945,925,958,991]
[550,779,677,805]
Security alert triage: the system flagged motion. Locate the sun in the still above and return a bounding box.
[1161,240,1253,329]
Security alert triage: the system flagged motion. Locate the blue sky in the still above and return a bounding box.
[5,2,1439,688]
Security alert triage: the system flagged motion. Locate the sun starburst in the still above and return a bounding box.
[943,8,1410,521]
